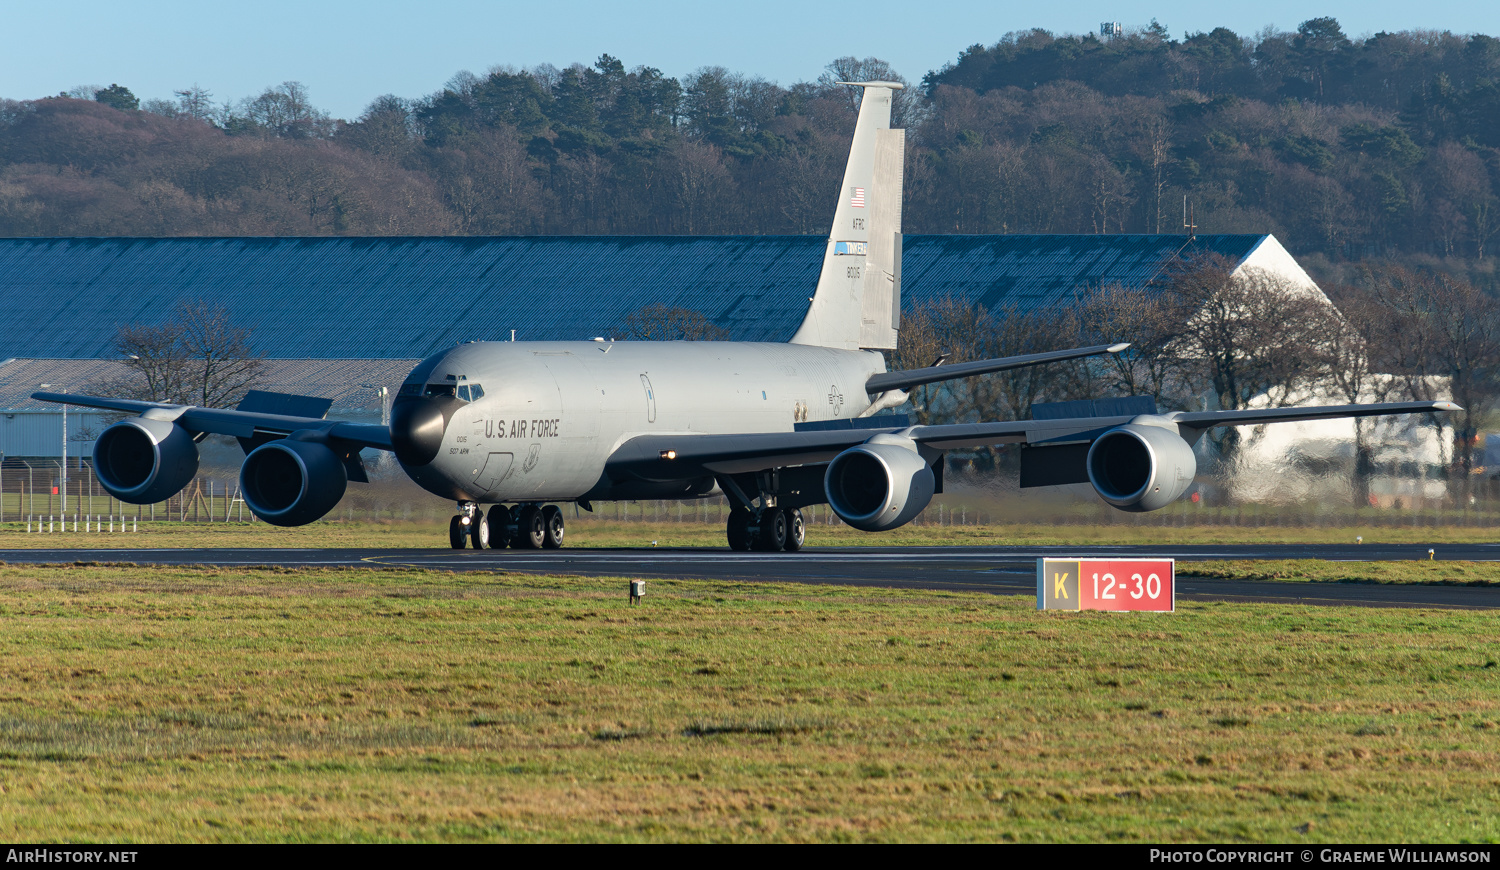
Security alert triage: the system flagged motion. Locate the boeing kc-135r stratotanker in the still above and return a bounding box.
[37,82,1457,551]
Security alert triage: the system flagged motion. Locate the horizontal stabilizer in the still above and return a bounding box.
[1032,395,1157,420]
[865,343,1129,393]
[237,390,333,419]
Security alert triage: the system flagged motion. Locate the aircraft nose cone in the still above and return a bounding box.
[390,396,456,467]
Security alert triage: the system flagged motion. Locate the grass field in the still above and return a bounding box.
[1,517,1498,550]
[1,562,1497,842]
[1181,560,1500,586]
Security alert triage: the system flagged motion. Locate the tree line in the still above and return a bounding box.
[892,257,1498,503]
[0,22,1497,289]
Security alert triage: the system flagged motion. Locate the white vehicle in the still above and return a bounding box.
[38,83,1456,551]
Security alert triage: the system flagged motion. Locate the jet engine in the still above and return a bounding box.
[240,435,348,527]
[93,416,200,504]
[824,434,935,531]
[1086,422,1197,512]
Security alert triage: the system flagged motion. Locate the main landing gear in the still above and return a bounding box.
[449,502,565,550]
[726,506,805,553]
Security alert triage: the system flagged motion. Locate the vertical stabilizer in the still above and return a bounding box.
[789,82,905,351]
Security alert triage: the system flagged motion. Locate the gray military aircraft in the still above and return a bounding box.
[36,82,1456,552]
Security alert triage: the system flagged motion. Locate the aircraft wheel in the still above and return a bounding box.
[542,505,566,549]
[726,509,753,551]
[448,515,467,549]
[516,504,545,549]
[470,508,490,549]
[756,508,788,552]
[486,505,512,549]
[781,508,805,552]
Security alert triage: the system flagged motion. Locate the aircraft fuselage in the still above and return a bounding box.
[394,340,888,504]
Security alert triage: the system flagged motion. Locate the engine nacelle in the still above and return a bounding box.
[824,434,935,532]
[93,416,199,504]
[1086,421,1197,512]
[240,435,348,527]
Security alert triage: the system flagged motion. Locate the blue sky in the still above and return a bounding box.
[5,1,1499,120]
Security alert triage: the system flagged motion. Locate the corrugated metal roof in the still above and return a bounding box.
[0,235,1266,359]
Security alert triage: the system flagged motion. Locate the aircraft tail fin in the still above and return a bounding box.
[789,82,904,351]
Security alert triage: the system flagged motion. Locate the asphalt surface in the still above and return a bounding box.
[3,542,1499,609]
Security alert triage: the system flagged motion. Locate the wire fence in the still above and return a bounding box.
[3,459,1497,530]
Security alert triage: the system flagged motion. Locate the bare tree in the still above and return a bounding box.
[1354,264,1500,494]
[110,299,265,407]
[1162,256,1334,465]
[616,304,728,341]
[1076,282,1181,406]
[1315,285,1402,506]
[177,300,266,408]
[969,301,1079,424]
[818,56,925,129]
[112,320,188,402]
[890,296,986,425]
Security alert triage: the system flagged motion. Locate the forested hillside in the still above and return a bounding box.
[2,19,1498,287]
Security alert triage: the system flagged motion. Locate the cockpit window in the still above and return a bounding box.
[398,382,423,397]
[460,384,485,401]
[423,383,457,398]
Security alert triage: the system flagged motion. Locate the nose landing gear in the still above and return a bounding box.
[449,502,481,549]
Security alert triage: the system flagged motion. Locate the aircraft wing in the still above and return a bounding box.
[865,343,1129,393]
[30,392,393,451]
[606,400,1458,480]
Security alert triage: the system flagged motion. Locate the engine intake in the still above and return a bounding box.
[1086,422,1197,512]
[240,435,348,527]
[825,434,935,531]
[93,417,199,504]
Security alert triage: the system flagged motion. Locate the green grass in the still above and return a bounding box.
[0,563,1497,842]
[2,517,1499,550]
[1182,559,1500,586]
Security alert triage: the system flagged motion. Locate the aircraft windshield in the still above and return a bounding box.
[458,384,484,401]
[423,384,457,398]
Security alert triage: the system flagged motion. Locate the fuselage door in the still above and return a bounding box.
[640,374,657,424]
[476,452,514,493]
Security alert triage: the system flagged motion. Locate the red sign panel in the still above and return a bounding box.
[1037,558,1175,612]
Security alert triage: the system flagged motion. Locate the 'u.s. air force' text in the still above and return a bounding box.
[484,419,560,439]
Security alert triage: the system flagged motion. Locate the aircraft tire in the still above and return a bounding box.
[726,509,753,551]
[486,505,512,549]
[542,505,565,549]
[781,508,805,552]
[448,515,467,549]
[756,509,788,552]
[516,504,545,549]
[470,508,490,549]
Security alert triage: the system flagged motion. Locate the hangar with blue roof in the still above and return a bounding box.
[0,232,1313,459]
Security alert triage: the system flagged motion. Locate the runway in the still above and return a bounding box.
[3,542,1499,609]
